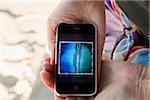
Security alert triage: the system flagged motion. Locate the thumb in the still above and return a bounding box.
[47,20,57,65]
[46,44,55,65]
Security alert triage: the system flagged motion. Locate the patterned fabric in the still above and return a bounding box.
[104,0,150,66]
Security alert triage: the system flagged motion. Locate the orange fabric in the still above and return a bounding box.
[112,0,120,17]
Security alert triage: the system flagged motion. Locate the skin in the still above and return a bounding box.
[40,1,150,100]
[41,57,149,100]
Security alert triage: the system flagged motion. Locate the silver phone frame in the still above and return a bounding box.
[55,22,98,96]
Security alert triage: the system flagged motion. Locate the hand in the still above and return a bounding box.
[41,56,149,100]
[46,1,105,72]
[41,56,94,100]
[40,0,149,99]
[96,60,149,100]
[41,1,105,99]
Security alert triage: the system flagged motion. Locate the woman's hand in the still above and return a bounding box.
[46,1,105,74]
[40,56,94,100]
[40,0,149,100]
[41,1,105,99]
[41,56,149,100]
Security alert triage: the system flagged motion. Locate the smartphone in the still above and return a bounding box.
[55,22,97,96]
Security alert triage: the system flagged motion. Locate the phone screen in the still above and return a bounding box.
[56,23,97,96]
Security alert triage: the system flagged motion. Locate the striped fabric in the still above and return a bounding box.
[105,0,149,66]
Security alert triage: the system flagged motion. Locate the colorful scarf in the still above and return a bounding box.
[104,0,149,66]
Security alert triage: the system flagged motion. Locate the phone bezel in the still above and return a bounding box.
[55,22,98,96]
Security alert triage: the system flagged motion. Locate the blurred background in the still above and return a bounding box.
[0,0,61,100]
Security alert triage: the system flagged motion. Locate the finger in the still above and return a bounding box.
[43,55,50,62]
[55,95,65,100]
[50,47,55,65]
[40,70,65,100]
[42,61,55,74]
[42,56,55,74]
[65,97,76,100]
[77,97,93,100]
[47,19,57,64]
[40,71,55,90]
[65,96,93,100]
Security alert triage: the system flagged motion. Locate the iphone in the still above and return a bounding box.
[55,22,97,96]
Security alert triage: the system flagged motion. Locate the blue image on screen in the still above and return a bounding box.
[59,42,93,74]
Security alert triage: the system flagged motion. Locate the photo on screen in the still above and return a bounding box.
[58,41,93,75]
